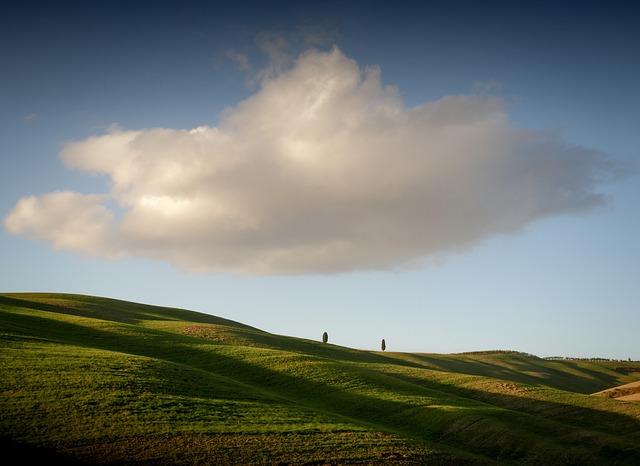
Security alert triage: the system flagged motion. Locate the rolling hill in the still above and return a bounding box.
[595,381,640,402]
[1,293,640,464]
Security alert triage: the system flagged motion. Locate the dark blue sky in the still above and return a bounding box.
[4,1,639,124]
[1,1,639,357]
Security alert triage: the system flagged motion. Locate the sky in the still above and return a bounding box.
[1,1,639,358]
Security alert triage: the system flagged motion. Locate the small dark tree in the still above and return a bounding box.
[381,339,386,351]
[322,331,328,344]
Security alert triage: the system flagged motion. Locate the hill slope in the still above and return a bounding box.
[595,381,640,402]
[1,293,640,464]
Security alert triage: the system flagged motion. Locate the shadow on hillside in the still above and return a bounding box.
[0,294,253,329]
[3,311,640,465]
[384,369,640,435]
[398,353,630,394]
[1,293,415,368]
[0,437,81,465]
[548,359,640,392]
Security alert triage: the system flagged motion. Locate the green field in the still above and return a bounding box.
[1,293,639,464]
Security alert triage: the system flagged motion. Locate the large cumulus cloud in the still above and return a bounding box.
[4,47,611,274]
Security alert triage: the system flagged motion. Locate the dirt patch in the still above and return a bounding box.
[182,325,227,342]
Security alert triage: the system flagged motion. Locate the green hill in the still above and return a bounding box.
[1,293,640,464]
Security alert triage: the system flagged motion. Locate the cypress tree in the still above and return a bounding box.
[322,331,328,343]
[381,338,386,351]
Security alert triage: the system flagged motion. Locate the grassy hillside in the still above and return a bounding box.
[1,293,640,465]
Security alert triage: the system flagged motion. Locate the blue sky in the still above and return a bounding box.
[1,1,638,358]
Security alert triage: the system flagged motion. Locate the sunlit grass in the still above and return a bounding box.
[1,293,639,464]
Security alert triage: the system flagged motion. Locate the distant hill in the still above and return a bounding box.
[2,293,640,464]
[595,380,640,402]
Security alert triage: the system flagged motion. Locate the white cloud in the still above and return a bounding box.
[4,191,116,255]
[4,47,611,274]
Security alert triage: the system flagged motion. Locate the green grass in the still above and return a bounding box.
[1,293,640,464]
